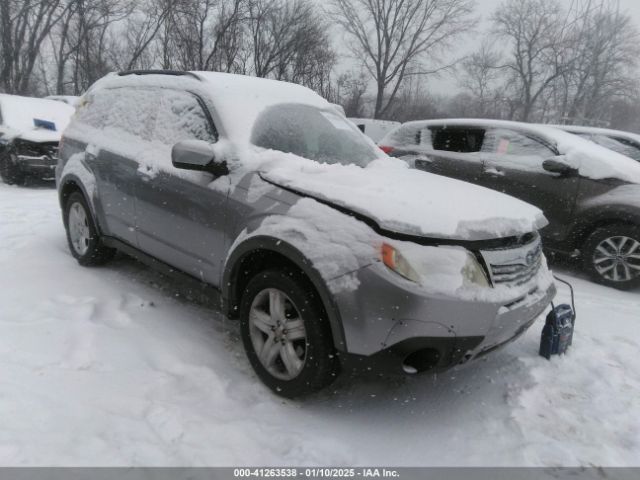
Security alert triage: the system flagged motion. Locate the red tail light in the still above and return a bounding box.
[379,145,394,154]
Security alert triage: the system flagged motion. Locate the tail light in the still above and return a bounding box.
[379,145,394,154]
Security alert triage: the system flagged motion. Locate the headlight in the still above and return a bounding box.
[381,242,490,289]
[461,253,490,288]
[381,243,421,283]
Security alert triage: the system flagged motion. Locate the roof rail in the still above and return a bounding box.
[117,70,200,80]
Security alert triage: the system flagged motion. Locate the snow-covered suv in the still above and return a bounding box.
[57,71,555,397]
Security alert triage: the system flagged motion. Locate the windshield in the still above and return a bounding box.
[251,103,383,167]
[577,132,640,162]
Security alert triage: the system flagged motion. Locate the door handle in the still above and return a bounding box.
[484,166,505,176]
[85,144,99,161]
[137,170,153,182]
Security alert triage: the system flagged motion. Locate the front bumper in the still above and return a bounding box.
[16,154,58,176]
[333,261,556,375]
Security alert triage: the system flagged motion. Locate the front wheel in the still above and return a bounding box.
[239,269,338,398]
[64,191,115,266]
[582,224,640,290]
[0,152,24,185]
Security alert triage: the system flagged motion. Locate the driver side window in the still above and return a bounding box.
[154,90,217,146]
[482,128,555,158]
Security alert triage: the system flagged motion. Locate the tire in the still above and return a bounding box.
[63,191,115,266]
[239,268,339,398]
[582,223,640,290]
[0,152,25,185]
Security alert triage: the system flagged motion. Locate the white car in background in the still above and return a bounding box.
[348,118,400,143]
[0,94,75,184]
[552,125,640,162]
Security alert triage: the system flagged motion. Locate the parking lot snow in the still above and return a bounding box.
[0,183,638,466]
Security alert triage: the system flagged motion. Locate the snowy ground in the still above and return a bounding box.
[0,181,638,467]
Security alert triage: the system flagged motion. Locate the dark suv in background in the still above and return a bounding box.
[380,119,640,290]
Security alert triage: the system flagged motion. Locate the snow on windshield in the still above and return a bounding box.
[251,104,380,167]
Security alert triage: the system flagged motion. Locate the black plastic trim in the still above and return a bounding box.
[117,70,201,80]
[101,236,223,310]
[339,336,485,376]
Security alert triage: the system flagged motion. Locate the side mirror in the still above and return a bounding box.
[171,140,228,176]
[542,158,578,176]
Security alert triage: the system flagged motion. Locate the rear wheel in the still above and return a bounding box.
[239,269,338,398]
[583,224,640,290]
[64,191,115,266]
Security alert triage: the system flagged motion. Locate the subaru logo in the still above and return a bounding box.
[525,251,536,266]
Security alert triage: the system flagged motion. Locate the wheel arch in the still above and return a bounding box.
[223,235,347,352]
[58,175,90,209]
[568,206,640,252]
[58,175,106,236]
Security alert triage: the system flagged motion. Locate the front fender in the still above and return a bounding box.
[222,235,349,351]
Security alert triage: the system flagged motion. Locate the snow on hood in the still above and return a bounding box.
[0,94,74,142]
[396,119,640,184]
[258,153,547,241]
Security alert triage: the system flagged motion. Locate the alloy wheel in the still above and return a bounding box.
[248,288,308,381]
[593,235,640,283]
[68,202,91,256]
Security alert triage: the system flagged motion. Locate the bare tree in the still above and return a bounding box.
[553,0,639,124]
[458,42,504,117]
[245,0,336,97]
[331,70,369,117]
[159,0,246,72]
[329,0,475,119]
[0,0,67,94]
[113,0,177,71]
[491,0,579,122]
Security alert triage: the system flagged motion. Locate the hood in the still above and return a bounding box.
[15,129,61,143]
[0,94,74,144]
[260,157,548,241]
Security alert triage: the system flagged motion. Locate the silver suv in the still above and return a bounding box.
[57,71,555,397]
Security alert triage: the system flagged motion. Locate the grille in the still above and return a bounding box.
[480,236,543,286]
[14,140,59,160]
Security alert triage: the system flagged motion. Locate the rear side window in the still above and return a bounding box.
[482,128,555,158]
[431,127,484,153]
[154,90,216,145]
[74,87,159,141]
[383,124,421,148]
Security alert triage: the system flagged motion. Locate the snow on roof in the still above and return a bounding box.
[89,71,332,145]
[194,71,332,144]
[398,118,640,184]
[0,94,75,139]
